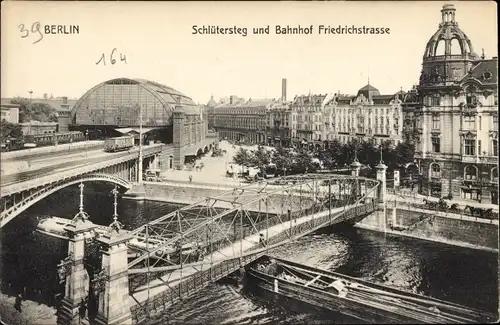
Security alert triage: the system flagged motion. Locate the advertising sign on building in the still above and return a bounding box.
[394,170,400,188]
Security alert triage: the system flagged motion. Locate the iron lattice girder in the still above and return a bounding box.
[127,174,379,270]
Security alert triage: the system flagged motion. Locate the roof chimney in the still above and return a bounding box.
[62,96,68,104]
[282,78,287,102]
[230,95,234,104]
[43,93,48,100]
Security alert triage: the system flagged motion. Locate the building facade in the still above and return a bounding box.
[0,100,20,124]
[20,121,58,135]
[414,4,498,203]
[266,100,292,147]
[323,85,405,146]
[290,94,327,148]
[211,96,272,143]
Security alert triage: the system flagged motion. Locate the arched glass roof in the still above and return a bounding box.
[71,78,200,126]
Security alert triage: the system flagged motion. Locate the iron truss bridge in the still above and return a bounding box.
[125,173,380,323]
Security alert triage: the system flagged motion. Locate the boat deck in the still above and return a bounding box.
[246,256,496,324]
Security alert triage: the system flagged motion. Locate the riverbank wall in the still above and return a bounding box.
[357,205,499,252]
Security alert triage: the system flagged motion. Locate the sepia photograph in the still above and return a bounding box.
[0,1,498,324]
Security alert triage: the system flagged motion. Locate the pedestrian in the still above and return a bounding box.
[259,233,265,246]
[78,297,88,322]
[14,293,22,313]
[189,175,193,183]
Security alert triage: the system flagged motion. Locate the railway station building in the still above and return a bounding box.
[70,77,218,170]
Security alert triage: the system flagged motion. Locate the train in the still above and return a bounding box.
[104,135,135,152]
[0,131,85,152]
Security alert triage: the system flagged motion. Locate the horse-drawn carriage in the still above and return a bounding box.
[420,199,497,220]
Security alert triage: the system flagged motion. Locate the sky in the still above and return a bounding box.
[1,1,497,104]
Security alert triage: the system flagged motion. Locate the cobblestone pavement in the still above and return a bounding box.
[160,141,267,186]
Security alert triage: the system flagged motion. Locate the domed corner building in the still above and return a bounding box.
[414,4,498,204]
[69,77,215,169]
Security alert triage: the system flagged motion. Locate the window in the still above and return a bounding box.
[464,116,475,130]
[492,168,499,183]
[430,164,441,178]
[464,139,475,156]
[432,96,440,106]
[493,139,498,156]
[432,115,440,130]
[478,140,482,155]
[494,115,498,131]
[479,116,482,130]
[464,165,477,180]
[432,137,440,153]
[466,87,477,107]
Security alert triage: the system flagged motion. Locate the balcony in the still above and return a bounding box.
[424,54,477,62]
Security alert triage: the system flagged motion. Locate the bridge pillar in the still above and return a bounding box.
[376,163,387,204]
[173,106,185,169]
[94,231,132,325]
[57,221,96,325]
[350,160,362,177]
[375,163,388,228]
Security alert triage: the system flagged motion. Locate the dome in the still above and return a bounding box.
[357,84,380,99]
[422,4,476,59]
[207,95,217,108]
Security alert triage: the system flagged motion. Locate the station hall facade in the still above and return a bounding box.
[68,77,217,170]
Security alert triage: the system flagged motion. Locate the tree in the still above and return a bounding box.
[10,97,58,123]
[272,146,294,171]
[0,119,23,141]
[232,148,252,166]
[394,141,415,167]
[251,145,271,167]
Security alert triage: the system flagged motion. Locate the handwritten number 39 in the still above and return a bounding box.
[19,22,43,44]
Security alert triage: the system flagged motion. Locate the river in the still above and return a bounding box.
[1,184,498,324]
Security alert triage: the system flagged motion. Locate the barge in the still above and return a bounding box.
[245,256,496,324]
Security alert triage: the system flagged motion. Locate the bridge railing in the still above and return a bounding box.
[131,252,261,323]
[1,144,162,197]
[130,201,377,322]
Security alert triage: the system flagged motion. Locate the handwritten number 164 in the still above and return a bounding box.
[96,48,127,66]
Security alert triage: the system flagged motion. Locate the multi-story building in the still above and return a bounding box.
[206,95,217,130]
[291,93,327,149]
[211,95,272,143]
[266,79,292,146]
[414,4,498,203]
[267,99,292,146]
[1,99,20,124]
[323,84,405,146]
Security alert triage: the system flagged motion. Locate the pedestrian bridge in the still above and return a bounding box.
[53,173,381,325]
[124,173,380,322]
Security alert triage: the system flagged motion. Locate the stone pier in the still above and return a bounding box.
[375,162,388,229]
[57,220,95,325]
[94,230,133,325]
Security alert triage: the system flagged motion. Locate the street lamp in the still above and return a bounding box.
[479,151,487,203]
